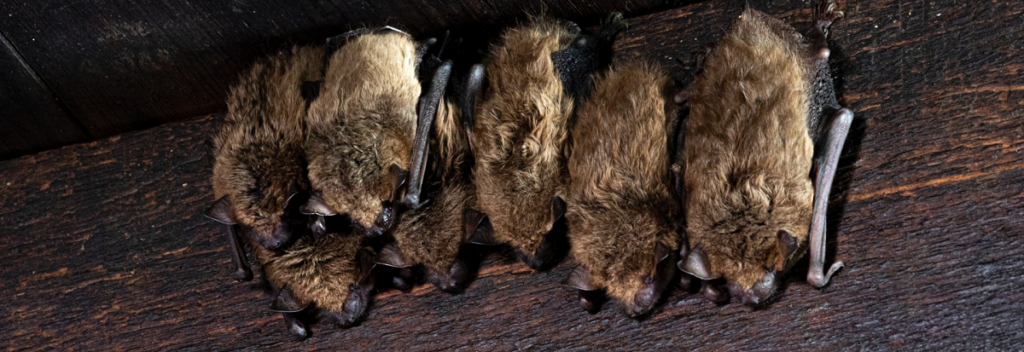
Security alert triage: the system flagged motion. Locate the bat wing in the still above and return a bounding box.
[404,61,453,210]
[807,107,853,288]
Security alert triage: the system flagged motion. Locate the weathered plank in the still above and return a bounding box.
[0,0,677,147]
[1,0,1023,350]
[0,33,91,160]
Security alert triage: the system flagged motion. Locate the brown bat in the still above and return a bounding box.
[563,61,682,317]
[301,27,447,238]
[676,0,853,306]
[205,45,325,280]
[373,59,489,292]
[255,230,378,339]
[467,15,625,270]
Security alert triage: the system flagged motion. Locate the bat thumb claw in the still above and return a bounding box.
[808,261,844,289]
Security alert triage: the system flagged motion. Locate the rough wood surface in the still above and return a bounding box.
[0,33,90,160]
[0,0,677,155]
[2,0,1023,350]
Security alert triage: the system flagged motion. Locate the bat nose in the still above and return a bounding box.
[267,222,295,249]
[370,203,397,237]
[518,251,546,270]
[626,302,652,317]
[741,292,763,306]
[730,273,777,307]
[628,279,660,317]
[428,271,462,293]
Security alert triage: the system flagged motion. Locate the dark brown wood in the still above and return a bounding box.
[0,0,678,147]
[0,33,91,160]
[1,0,1023,350]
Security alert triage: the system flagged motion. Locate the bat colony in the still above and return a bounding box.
[206,0,854,338]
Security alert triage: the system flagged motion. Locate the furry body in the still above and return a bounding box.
[682,4,847,304]
[211,45,323,248]
[470,19,578,267]
[254,232,371,325]
[567,62,680,316]
[305,32,421,234]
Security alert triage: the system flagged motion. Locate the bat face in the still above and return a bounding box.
[255,231,378,332]
[568,224,679,317]
[209,45,323,250]
[304,31,424,237]
[565,61,681,317]
[679,2,849,306]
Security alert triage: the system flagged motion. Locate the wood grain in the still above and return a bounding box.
[0,33,91,160]
[1,0,1023,350]
[0,0,678,149]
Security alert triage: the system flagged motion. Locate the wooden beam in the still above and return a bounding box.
[0,32,91,160]
[1,0,1022,349]
[0,0,676,141]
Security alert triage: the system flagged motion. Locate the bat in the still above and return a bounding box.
[374,50,489,292]
[205,44,325,280]
[256,230,379,339]
[467,14,626,270]
[301,27,449,238]
[675,0,852,306]
[563,61,681,317]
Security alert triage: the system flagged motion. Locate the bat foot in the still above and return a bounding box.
[603,12,628,32]
[808,261,844,289]
[813,0,844,38]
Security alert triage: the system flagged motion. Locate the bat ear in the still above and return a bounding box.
[283,182,305,212]
[270,286,308,313]
[777,229,800,268]
[465,209,498,245]
[654,242,671,267]
[564,265,599,291]
[300,194,335,217]
[356,247,377,283]
[389,164,409,202]
[678,245,717,280]
[204,195,236,225]
[373,243,411,268]
[551,196,567,223]
[461,64,486,157]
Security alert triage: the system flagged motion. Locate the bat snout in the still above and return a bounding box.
[427,271,461,293]
[516,250,547,270]
[728,273,777,307]
[253,222,297,250]
[627,277,663,317]
[368,202,398,237]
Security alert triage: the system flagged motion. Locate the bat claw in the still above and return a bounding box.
[808,261,844,288]
[234,267,253,281]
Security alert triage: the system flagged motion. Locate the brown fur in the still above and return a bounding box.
[305,32,421,229]
[389,101,476,275]
[211,45,324,244]
[683,8,819,291]
[567,61,680,305]
[253,233,365,313]
[471,19,576,254]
